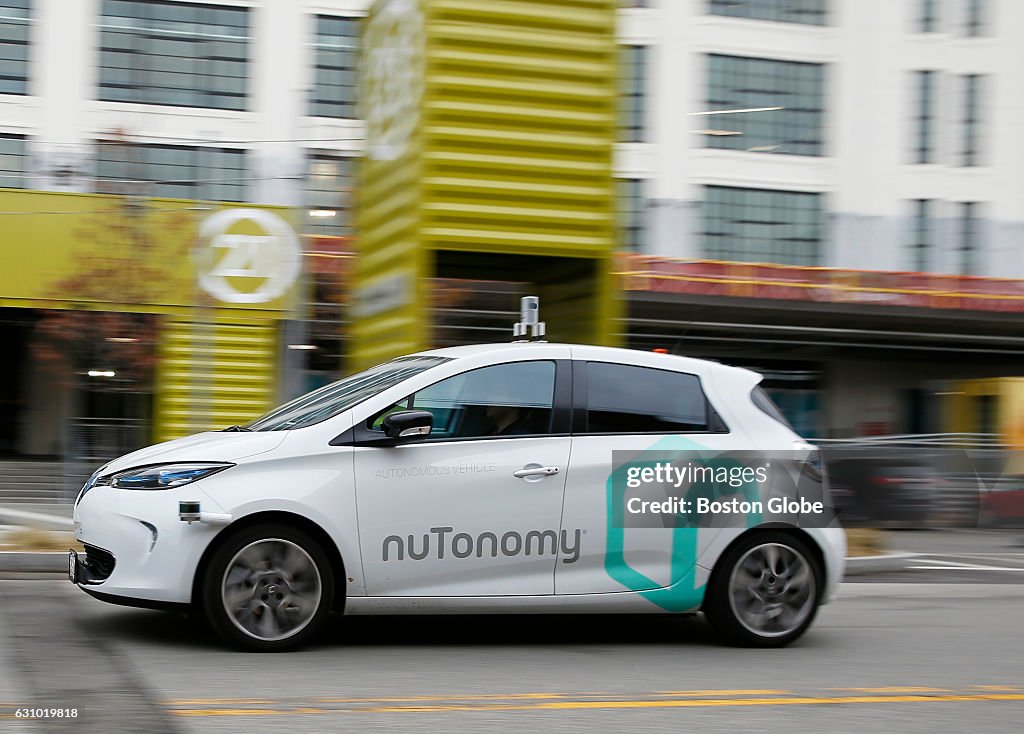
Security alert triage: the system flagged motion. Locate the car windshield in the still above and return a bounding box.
[246,356,451,431]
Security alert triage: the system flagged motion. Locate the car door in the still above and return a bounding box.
[353,356,572,597]
[556,357,738,599]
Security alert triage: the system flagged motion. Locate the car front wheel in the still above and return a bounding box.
[704,531,822,648]
[201,524,334,651]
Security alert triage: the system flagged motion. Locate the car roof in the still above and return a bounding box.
[412,342,759,382]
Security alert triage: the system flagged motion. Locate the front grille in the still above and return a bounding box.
[83,544,116,582]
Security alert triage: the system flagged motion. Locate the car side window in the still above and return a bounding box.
[371,361,557,440]
[584,362,709,434]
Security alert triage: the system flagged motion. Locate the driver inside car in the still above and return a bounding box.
[483,404,538,436]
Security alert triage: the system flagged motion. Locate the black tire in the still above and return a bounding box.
[703,531,822,648]
[200,523,335,652]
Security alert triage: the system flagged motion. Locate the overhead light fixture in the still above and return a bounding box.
[105,337,138,343]
[688,106,785,116]
[287,344,318,351]
[87,370,116,378]
[692,129,744,136]
[747,144,781,152]
[309,209,337,218]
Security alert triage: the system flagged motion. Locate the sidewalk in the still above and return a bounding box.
[0,503,73,526]
[884,528,1024,554]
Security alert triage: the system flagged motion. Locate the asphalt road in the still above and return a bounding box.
[2,572,1024,734]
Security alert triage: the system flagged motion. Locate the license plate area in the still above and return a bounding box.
[68,550,79,584]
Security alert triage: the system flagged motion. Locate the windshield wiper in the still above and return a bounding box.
[222,425,252,432]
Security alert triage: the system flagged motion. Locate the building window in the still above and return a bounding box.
[310,15,359,119]
[618,178,646,251]
[911,199,934,272]
[965,0,987,37]
[0,0,30,95]
[709,0,827,25]
[306,152,355,236]
[962,74,982,166]
[705,55,825,157]
[98,0,249,111]
[95,142,247,202]
[0,134,26,188]
[914,70,936,164]
[960,202,980,275]
[919,0,939,32]
[702,185,824,266]
[619,45,647,143]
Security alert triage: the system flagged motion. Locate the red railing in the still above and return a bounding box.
[615,255,1024,313]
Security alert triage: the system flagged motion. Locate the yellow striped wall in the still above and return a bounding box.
[153,317,278,442]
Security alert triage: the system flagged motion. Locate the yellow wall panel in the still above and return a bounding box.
[154,318,278,442]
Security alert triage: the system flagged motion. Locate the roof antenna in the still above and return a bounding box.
[512,296,546,342]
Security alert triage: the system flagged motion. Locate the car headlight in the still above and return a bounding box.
[108,463,234,490]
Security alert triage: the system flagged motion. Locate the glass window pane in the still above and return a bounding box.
[310,14,359,119]
[617,178,646,251]
[408,361,556,439]
[98,0,249,111]
[585,363,709,434]
[0,0,31,94]
[0,134,25,188]
[708,0,827,26]
[618,45,647,142]
[914,70,936,164]
[94,141,248,202]
[705,54,824,157]
[306,151,356,236]
[701,185,823,265]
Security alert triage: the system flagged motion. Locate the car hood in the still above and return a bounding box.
[99,431,288,475]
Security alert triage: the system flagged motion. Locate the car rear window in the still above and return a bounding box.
[584,362,709,433]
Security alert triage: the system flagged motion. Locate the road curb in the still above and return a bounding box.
[844,552,917,576]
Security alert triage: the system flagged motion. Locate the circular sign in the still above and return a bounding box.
[362,0,425,161]
[195,208,301,305]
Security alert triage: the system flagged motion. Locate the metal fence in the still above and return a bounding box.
[62,417,148,501]
[814,434,1023,528]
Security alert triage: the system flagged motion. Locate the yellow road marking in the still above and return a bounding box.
[316,692,584,703]
[173,709,302,717]
[655,689,790,696]
[828,687,952,694]
[359,694,1024,714]
[166,693,1024,717]
[972,685,1023,692]
[164,699,276,706]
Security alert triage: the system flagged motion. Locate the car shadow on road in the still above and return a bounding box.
[76,608,731,651]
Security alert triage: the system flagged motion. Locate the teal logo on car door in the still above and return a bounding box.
[604,437,762,612]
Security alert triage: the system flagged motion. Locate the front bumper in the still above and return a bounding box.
[72,484,226,605]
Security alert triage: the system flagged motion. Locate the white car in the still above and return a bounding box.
[70,343,845,651]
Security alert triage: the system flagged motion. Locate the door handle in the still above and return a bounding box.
[513,466,560,479]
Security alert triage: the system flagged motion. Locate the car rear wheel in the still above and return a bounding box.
[201,524,334,651]
[704,531,821,648]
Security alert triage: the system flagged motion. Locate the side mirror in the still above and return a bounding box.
[381,410,434,441]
